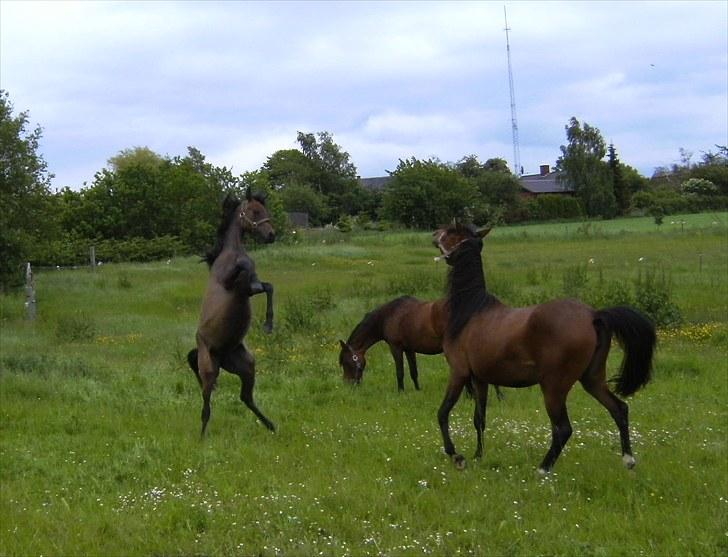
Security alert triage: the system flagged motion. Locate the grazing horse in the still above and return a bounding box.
[339,296,446,390]
[187,190,277,435]
[432,223,656,473]
[339,297,505,399]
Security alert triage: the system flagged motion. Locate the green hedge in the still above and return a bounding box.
[526,195,584,221]
[29,235,188,267]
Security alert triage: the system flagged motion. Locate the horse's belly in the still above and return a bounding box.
[475,358,540,388]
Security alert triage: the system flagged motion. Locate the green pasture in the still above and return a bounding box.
[1,213,727,556]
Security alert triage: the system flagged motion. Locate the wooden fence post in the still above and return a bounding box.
[25,262,36,320]
[90,245,96,271]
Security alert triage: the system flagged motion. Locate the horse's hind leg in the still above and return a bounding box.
[404,350,420,390]
[222,344,276,432]
[538,386,573,474]
[580,375,634,468]
[472,377,489,459]
[196,344,219,437]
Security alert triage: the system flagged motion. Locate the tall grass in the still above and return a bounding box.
[1,213,726,556]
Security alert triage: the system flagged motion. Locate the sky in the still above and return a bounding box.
[1,0,726,190]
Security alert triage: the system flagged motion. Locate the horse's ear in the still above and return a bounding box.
[476,226,492,238]
[339,340,348,351]
[245,186,252,202]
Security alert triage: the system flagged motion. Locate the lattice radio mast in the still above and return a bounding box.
[504,6,521,176]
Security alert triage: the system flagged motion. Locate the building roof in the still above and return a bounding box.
[519,170,571,194]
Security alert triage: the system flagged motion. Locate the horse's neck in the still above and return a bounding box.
[446,248,498,339]
[224,221,245,253]
[348,313,384,352]
[450,251,487,296]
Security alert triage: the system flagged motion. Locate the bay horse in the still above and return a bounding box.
[187,190,276,435]
[339,296,446,390]
[433,223,656,473]
[339,296,504,399]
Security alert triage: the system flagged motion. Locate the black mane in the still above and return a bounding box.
[446,237,498,340]
[348,296,413,348]
[203,192,268,267]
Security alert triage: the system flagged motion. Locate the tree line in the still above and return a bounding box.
[2,89,726,289]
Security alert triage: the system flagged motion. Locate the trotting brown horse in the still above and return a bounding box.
[187,190,276,435]
[339,296,504,401]
[432,223,656,473]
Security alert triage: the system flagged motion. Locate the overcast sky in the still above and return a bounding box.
[1,0,726,190]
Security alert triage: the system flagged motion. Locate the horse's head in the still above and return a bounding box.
[339,340,367,385]
[432,222,491,264]
[240,188,275,243]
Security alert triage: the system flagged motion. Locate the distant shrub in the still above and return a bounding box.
[561,264,589,297]
[586,280,635,309]
[634,267,682,327]
[282,298,320,332]
[56,312,97,342]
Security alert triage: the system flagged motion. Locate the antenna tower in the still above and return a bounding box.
[504,6,521,176]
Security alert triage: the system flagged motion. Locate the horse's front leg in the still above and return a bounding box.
[248,280,274,333]
[223,256,255,290]
[438,373,468,469]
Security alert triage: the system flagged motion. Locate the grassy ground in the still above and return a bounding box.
[1,213,726,556]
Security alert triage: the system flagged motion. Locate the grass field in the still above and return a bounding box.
[1,212,727,556]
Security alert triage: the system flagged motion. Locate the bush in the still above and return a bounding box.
[527,195,583,221]
[29,235,187,267]
[561,264,589,297]
[681,178,718,196]
[633,267,682,327]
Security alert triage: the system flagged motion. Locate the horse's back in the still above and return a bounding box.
[454,299,598,387]
[383,297,443,354]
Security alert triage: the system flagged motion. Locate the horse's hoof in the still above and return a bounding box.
[452,454,466,470]
[537,467,549,476]
[263,322,273,334]
[622,454,636,469]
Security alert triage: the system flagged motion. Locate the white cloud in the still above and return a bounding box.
[1,0,726,187]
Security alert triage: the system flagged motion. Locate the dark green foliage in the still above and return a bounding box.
[556,117,617,218]
[527,194,584,221]
[29,235,185,266]
[609,143,631,215]
[0,90,55,289]
[382,158,481,228]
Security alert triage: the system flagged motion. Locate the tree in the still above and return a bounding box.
[556,117,616,218]
[692,145,728,195]
[0,90,54,288]
[263,149,318,189]
[608,143,630,215]
[295,131,364,217]
[454,155,522,223]
[382,158,481,228]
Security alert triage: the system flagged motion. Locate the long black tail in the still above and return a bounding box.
[594,306,656,397]
[187,348,202,386]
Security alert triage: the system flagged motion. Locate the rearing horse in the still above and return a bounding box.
[433,223,656,473]
[187,190,276,435]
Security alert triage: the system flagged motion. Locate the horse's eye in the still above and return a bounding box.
[352,355,359,362]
